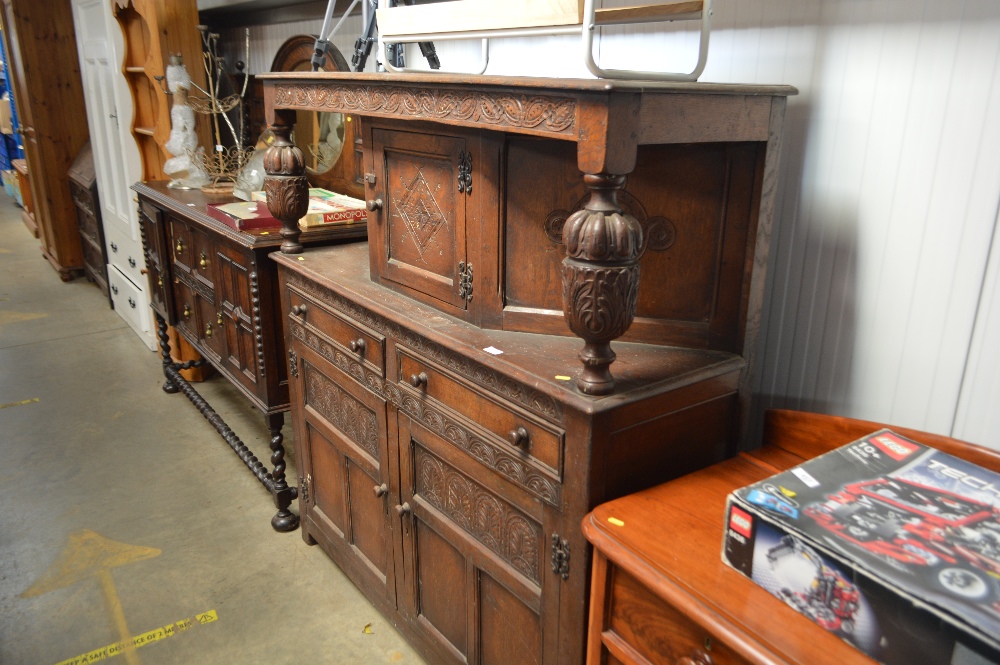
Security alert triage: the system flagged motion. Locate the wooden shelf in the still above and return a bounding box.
[124,66,145,73]
[134,127,155,136]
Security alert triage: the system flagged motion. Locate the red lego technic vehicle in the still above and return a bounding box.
[806,477,1000,603]
[766,535,862,633]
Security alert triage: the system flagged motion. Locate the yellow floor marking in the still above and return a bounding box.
[53,610,218,665]
[0,247,11,253]
[22,530,163,665]
[0,397,39,409]
[0,310,47,332]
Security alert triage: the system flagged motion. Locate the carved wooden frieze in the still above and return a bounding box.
[545,189,676,255]
[415,445,541,583]
[290,321,561,507]
[273,83,577,135]
[304,362,380,459]
[286,275,561,423]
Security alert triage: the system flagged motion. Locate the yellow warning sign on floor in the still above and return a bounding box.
[53,610,218,665]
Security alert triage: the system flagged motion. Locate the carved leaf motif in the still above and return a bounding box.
[562,264,641,342]
[304,366,379,458]
[263,176,310,221]
[415,447,541,582]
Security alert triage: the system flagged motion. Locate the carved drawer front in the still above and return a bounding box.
[288,287,386,377]
[397,414,545,665]
[294,345,395,604]
[371,127,470,312]
[602,565,749,665]
[173,278,198,340]
[397,348,563,477]
[169,216,195,278]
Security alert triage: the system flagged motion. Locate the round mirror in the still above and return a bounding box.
[269,35,362,199]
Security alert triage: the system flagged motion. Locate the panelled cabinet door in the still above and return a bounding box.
[372,128,470,311]
[396,413,545,665]
[214,244,260,397]
[293,341,396,606]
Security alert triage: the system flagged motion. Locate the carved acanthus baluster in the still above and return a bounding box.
[561,173,643,396]
[263,113,309,254]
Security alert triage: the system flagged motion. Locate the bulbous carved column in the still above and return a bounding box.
[561,174,643,396]
[263,120,309,254]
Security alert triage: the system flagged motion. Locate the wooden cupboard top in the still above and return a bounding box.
[132,181,366,249]
[273,241,744,415]
[582,410,1000,665]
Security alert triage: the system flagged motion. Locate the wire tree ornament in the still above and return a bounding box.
[188,25,252,189]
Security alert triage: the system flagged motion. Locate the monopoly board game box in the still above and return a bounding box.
[723,430,1000,665]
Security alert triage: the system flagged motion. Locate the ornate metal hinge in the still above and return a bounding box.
[299,473,311,504]
[458,261,474,302]
[551,533,570,580]
[288,349,299,378]
[457,150,472,194]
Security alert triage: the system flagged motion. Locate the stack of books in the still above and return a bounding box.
[251,188,367,228]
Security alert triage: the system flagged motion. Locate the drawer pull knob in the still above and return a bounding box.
[140,268,148,275]
[395,502,411,517]
[217,312,223,325]
[205,323,213,338]
[409,372,428,389]
[509,426,530,448]
[291,304,307,317]
[350,338,366,354]
[110,242,118,253]
[676,650,714,665]
[199,252,208,269]
[157,277,163,288]
[373,483,388,498]
[128,256,136,268]
[175,239,184,254]
[183,304,192,319]
[128,297,136,309]
[366,198,383,212]
[111,285,119,295]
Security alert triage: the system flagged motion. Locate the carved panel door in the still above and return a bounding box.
[395,413,546,665]
[371,128,471,311]
[214,244,260,398]
[293,342,396,606]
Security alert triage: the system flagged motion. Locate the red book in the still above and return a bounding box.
[206,201,282,231]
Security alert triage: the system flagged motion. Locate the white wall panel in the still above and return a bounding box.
[215,0,1000,447]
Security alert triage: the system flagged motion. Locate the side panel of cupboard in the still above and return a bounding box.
[1,0,88,280]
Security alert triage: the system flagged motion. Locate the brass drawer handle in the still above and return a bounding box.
[509,426,530,448]
[183,304,192,319]
[291,304,307,317]
[409,372,427,389]
[217,312,223,325]
[157,276,163,288]
[373,483,388,498]
[205,323,213,338]
[175,239,184,254]
[366,198,383,212]
[199,252,208,269]
[349,338,366,354]
[395,502,411,517]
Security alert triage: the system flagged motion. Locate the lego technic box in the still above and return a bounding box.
[723,430,1000,665]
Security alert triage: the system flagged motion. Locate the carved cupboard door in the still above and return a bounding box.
[214,244,262,398]
[395,413,545,665]
[292,340,397,606]
[370,128,472,312]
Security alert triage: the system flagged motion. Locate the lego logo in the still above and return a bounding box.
[729,505,753,538]
[871,433,919,461]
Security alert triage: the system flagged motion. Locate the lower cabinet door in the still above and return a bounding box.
[396,413,545,665]
[293,341,396,606]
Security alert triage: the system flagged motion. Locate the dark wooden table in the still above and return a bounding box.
[582,409,1000,665]
[134,181,366,530]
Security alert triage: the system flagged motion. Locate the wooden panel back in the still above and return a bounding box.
[503,139,764,352]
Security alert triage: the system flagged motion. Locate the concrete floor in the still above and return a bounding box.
[0,194,426,665]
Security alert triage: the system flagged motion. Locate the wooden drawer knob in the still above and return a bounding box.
[366,198,383,212]
[395,502,411,517]
[291,304,307,317]
[409,372,428,389]
[509,426,530,448]
[676,649,714,665]
[373,483,388,498]
[350,338,366,354]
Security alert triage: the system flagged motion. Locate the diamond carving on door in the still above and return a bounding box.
[394,169,448,263]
